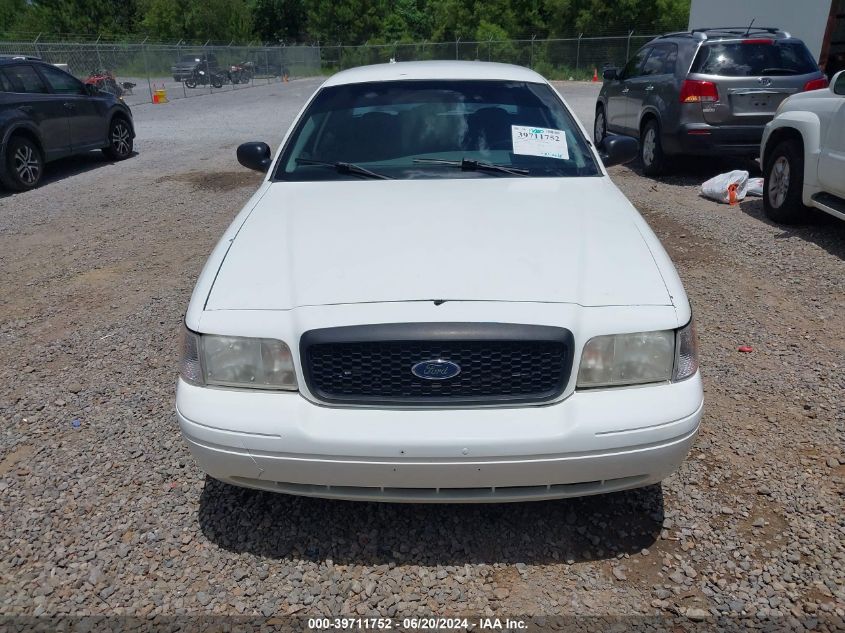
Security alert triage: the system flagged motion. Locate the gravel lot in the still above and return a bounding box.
[0,78,843,628]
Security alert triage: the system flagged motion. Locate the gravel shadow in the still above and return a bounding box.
[198,477,664,566]
[0,150,137,199]
[739,197,845,260]
[616,155,761,188]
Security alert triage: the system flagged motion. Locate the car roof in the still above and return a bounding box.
[322,61,548,87]
[0,55,42,64]
[654,27,796,44]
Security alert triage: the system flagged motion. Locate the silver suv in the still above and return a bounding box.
[595,28,828,176]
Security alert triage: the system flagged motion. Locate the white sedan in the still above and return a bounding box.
[177,61,703,503]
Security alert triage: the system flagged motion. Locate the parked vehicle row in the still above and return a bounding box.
[0,56,135,191]
[595,27,828,176]
[596,26,844,225]
[170,53,285,88]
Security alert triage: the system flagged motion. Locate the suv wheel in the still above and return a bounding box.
[0,135,43,191]
[103,117,133,161]
[594,106,607,145]
[763,139,807,224]
[640,119,667,177]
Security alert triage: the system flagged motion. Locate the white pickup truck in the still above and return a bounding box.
[761,70,845,223]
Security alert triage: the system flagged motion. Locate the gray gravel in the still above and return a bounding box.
[0,78,843,627]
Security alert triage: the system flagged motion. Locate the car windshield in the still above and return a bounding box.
[274,79,600,180]
[691,41,818,76]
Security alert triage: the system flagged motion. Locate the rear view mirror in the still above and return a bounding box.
[237,142,272,172]
[602,68,619,81]
[598,135,638,167]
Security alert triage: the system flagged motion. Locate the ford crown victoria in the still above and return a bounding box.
[177,61,703,503]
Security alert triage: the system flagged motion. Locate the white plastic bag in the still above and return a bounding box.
[701,170,750,204]
[746,177,764,197]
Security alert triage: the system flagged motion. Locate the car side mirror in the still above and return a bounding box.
[237,142,272,172]
[83,83,98,96]
[602,68,619,81]
[598,135,638,167]
[833,70,845,96]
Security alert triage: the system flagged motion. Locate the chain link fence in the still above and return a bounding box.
[319,34,657,79]
[0,33,657,105]
[0,38,322,105]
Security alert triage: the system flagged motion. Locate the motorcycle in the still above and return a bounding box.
[85,69,124,97]
[184,67,224,89]
[228,63,254,84]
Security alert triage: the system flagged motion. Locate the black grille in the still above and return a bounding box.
[301,323,573,406]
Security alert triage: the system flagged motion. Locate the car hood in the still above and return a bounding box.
[205,177,673,311]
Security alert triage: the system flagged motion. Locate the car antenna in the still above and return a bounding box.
[743,18,755,37]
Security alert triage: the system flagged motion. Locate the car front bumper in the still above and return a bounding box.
[175,373,703,503]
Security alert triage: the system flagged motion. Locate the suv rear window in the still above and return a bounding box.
[691,41,818,76]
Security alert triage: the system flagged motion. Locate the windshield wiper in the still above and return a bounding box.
[295,158,393,179]
[413,158,529,176]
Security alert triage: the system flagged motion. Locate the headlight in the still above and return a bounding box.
[577,318,699,389]
[179,327,297,391]
[577,330,675,388]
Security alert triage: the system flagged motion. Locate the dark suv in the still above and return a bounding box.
[0,56,135,191]
[171,53,221,82]
[595,28,828,176]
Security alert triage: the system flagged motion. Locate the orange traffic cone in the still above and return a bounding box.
[152,84,159,104]
[592,68,599,82]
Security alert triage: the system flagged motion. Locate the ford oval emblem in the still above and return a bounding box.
[411,359,461,380]
[759,76,772,87]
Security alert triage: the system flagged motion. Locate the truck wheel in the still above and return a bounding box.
[640,119,667,177]
[763,139,807,224]
[0,135,43,191]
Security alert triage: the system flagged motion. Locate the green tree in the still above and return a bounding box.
[138,0,252,42]
[252,0,308,43]
[380,0,431,41]
[11,0,139,36]
[0,0,30,34]
[307,0,386,43]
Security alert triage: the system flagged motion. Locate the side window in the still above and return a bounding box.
[0,71,11,92]
[621,47,651,80]
[641,45,678,76]
[1,64,48,94]
[38,65,84,95]
[662,45,678,74]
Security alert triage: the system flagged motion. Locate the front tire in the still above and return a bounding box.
[594,105,607,145]
[763,139,807,224]
[0,135,43,191]
[102,117,133,161]
[184,78,197,89]
[640,118,667,177]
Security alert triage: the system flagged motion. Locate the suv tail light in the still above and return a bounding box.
[802,78,828,91]
[680,79,719,103]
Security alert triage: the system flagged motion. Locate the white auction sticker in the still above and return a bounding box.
[511,125,569,160]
